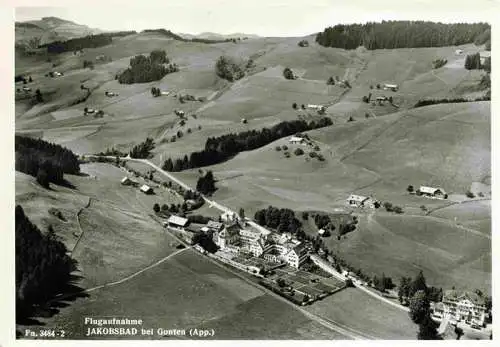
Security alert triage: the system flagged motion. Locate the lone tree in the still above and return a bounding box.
[292,102,297,109]
[327,76,335,85]
[153,203,160,213]
[239,208,245,220]
[35,89,43,103]
[283,67,295,80]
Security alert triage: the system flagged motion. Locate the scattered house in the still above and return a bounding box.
[53,71,63,77]
[346,194,378,208]
[165,215,190,229]
[105,91,118,97]
[417,186,446,198]
[121,177,132,185]
[84,108,95,115]
[376,96,388,102]
[307,104,323,110]
[455,49,463,55]
[140,184,154,194]
[200,226,210,233]
[441,290,487,326]
[289,135,305,144]
[22,86,31,92]
[160,91,170,96]
[96,55,106,61]
[383,83,398,92]
[174,109,185,116]
[318,229,326,236]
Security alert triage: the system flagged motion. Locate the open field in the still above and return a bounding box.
[305,287,418,339]
[37,249,347,339]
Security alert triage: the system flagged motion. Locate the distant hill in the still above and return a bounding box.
[15,16,103,46]
[179,32,260,40]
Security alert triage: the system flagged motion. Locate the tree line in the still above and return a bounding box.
[316,21,490,50]
[143,29,243,44]
[118,50,179,84]
[161,117,333,172]
[16,205,77,320]
[15,136,80,188]
[414,95,490,108]
[129,137,155,159]
[40,34,112,54]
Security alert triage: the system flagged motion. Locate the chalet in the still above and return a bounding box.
[289,135,305,144]
[417,186,446,198]
[346,194,377,208]
[441,290,487,326]
[166,215,190,229]
[376,96,388,102]
[140,184,154,194]
[383,84,398,92]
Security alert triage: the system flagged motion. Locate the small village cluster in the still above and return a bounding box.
[164,211,309,270]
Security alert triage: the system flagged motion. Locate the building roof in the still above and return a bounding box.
[384,83,398,88]
[443,290,486,306]
[419,186,444,194]
[347,194,369,202]
[289,135,304,142]
[207,221,223,230]
[167,215,189,227]
[140,184,153,192]
[318,229,326,235]
[121,176,131,183]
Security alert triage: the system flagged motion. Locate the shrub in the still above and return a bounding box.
[362,96,369,103]
[420,205,427,211]
[383,202,393,212]
[284,152,291,158]
[407,185,414,193]
[309,152,317,158]
[283,67,295,80]
[466,191,475,198]
[314,145,320,151]
[376,83,381,89]
[294,148,304,156]
[347,116,355,122]
[292,102,297,109]
[281,145,288,151]
[275,146,282,151]
[393,206,404,214]
[153,203,160,213]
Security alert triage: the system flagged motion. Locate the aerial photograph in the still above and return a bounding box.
[13,0,492,341]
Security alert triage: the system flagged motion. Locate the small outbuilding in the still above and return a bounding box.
[417,186,446,198]
[383,84,398,92]
[289,135,305,144]
[140,184,154,194]
[121,177,132,185]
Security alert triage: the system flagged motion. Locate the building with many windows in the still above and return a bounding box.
[441,290,487,326]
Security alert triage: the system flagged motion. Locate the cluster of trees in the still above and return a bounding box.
[15,136,80,188]
[414,95,490,108]
[196,171,216,195]
[83,60,94,69]
[372,273,395,292]
[327,76,336,85]
[464,53,482,70]
[254,206,302,234]
[151,87,162,97]
[383,202,404,214]
[432,58,447,69]
[16,205,77,319]
[40,34,113,54]
[96,147,127,157]
[162,118,333,171]
[215,56,245,82]
[362,93,372,103]
[129,137,155,158]
[297,40,309,47]
[316,21,490,50]
[283,67,296,80]
[401,271,443,339]
[118,50,179,84]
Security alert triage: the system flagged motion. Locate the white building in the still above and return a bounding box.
[140,184,154,194]
[289,135,305,144]
[455,49,463,55]
[165,215,189,229]
[417,186,446,198]
[121,177,132,185]
[441,290,487,326]
[346,194,378,208]
[383,84,398,91]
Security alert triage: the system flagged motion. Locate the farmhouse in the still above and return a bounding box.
[85,108,95,114]
[289,135,305,144]
[166,215,190,229]
[383,83,398,91]
[441,290,487,326]
[346,194,377,208]
[140,184,154,194]
[318,229,326,236]
[455,49,463,55]
[174,109,185,116]
[417,186,446,198]
[105,91,118,97]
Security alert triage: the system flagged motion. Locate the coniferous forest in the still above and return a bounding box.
[15,136,80,188]
[16,205,77,319]
[162,117,333,172]
[118,50,179,84]
[316,21,490,50]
